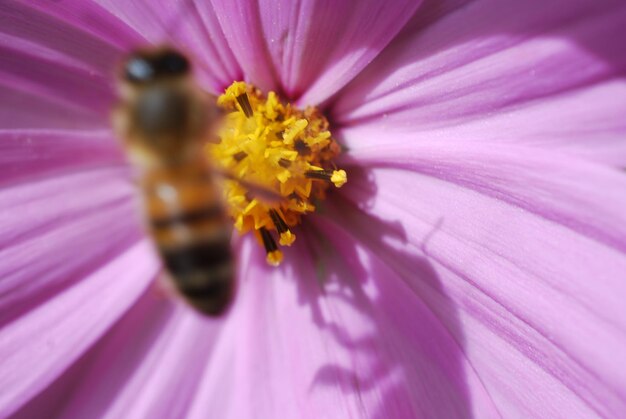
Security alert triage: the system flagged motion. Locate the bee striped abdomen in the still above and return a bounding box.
[145,164,234,315]
[161,234,233,314]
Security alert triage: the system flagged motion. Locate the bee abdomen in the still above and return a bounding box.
[161,232,234,315]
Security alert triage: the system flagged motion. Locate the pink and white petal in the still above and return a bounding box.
[0,85,104,130]
[346,139,626,251]
[0,49,111,127]
[310,218,502,418]
[8,289,173,418]
[36,239,249,419]
[332,0,626,164]
[91,0,243,92]
[0,1,131,74]
[0,168,140,325]
[186,233,498,418]
[0,3,125,129]
[211,0,422,104]
[9,0,145,51]
[332,146,626,417]
[0,129,124,186]
[12,292,222,418]
[338,78,626,167]
[0,239,158,417]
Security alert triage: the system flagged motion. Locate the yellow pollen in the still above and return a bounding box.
[279,231,296,246]
[209,82,347,265]
[331,170,348,188]
[266,250,284,267]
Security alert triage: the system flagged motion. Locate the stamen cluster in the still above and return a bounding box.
[209,82,346,265]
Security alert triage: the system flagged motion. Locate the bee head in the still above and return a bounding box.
[115,47,213,166]
[123,48,190,84]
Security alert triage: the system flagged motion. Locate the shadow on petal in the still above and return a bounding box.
[279,163,494,417]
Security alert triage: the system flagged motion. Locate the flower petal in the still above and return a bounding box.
[0,84,106,130]
[12,291,222,418]
[15,242,229,418]
[345,140,626,251]
[0,2,127,129]
[0,45,113,129]
[0,240,158,417]
[211,0,422,104]
[311,217,503,418]
[0,129,123,186]
[332,146,626,416]
[332,0,626,164]
[8,290,170,418]
[90,0,243,92]
[184,232,499,417]
[0,168,140,325]
[14,0,145,50]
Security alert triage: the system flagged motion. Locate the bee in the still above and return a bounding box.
[113,47,234,316]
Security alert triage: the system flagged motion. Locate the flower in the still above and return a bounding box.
[1,0,626,418]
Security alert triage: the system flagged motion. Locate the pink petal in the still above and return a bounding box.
[13,241,228,417]
[0,169,141,326]
[183,233,499,417]
[333,145,626,416]
[332,0,626,164]
[211,0,422,103]
[0,20,114,129]
[13,291,222,418]
[311,218,502,418]
[0,53,110,127]
[0,1,132,73]
[0,240,158,417]
[0,2,127,129]
[344,140,626,250]
[90,0,243,92]
[0,84,104,130]
[14,0,145,50]
[9,290,172,418]
[0,129,124,185]
[338,79,626,167]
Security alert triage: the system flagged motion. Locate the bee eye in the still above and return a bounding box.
[155,51,190,76]
[124,50,190,84]
[124,56,155,83]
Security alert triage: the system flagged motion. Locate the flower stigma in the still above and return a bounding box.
[209,82,347,266]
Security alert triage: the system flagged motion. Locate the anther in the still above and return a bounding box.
[269,209,296,246]
[305,169,333,180]
[278,158,292,168]
[268,209,288,233]
[305,169,347,188]
[331,170,347,187]
[233,151,247,162]
[294,139,310,155]
[259,227,283,266]
[236,93,254,118]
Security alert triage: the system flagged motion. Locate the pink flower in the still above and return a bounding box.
[2,0,626,417]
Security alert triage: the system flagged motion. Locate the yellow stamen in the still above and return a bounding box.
[279,231,296,246]
[266,250,284,266]
[209,82,347,265]
[331,170,347,188]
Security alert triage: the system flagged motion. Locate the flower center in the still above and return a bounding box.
[208,82,346,266]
